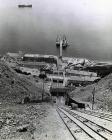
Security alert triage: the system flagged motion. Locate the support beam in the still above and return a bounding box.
[59,40,63,59]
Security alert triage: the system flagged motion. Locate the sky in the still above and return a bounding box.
[0,0,112,60]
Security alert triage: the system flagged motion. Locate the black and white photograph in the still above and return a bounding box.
[0,0,112,140]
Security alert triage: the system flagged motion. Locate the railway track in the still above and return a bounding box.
[76,109,112,122]
[57,106,112,140]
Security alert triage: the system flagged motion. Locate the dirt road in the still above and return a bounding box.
[34,105,74,140]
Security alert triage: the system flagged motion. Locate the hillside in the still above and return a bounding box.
[69,73,112,111]
[0,60,50,103]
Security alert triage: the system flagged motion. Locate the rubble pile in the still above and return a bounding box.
[0,61,50,103]
[0,103,49,140]
[69,73,112,111]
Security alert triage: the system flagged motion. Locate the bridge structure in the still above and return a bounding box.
[50,84,68,105]
[50,84,69,95]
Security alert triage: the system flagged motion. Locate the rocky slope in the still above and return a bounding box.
[0,60,50,103]
[69,73,112,111]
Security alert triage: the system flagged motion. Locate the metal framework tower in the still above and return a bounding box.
[56,35,69,59]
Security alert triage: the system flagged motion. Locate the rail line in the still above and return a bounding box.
[76,109,112,122]
[57,106,112,140]
[57,108,95,140]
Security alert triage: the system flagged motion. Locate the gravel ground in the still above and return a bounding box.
[0,103,75,140]
[0,103,49,140]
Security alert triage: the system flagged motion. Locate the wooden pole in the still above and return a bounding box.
[42,79,44,101]
[92,87,95,110]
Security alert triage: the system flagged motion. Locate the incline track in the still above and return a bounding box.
[57,106,112,140]
[76,109,112,122]
[57,108,95,140]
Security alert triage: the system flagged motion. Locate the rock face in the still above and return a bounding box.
[69,73,112,111]
[0,61,49,103]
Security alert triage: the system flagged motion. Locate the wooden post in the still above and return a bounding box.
[92,87,95,110]
[42,79,44,101]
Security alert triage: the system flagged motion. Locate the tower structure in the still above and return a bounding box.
[59,39,63,59]
[56,35,69,59]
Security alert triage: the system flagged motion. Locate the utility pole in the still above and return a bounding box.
[42,78,44,101]
[92,87,95,110]
[39,72,47,101]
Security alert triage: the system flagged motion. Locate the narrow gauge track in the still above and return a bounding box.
[57,107,112,140]
[57,108,95,140]
[76,109,112,122]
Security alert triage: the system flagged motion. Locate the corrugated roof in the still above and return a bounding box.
[48,74,100,82]
[66,69,97,77]
[69,76,100,82]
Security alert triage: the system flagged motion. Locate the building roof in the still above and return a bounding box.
[24,54,58,59]
[66,69,97,77]
[7,52,19,57]
[48,74,100,82]
[69,76,100,82]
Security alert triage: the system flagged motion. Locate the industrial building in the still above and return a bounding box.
[23,54,58,65]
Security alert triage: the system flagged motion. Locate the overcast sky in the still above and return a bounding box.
[0,0,112,60]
